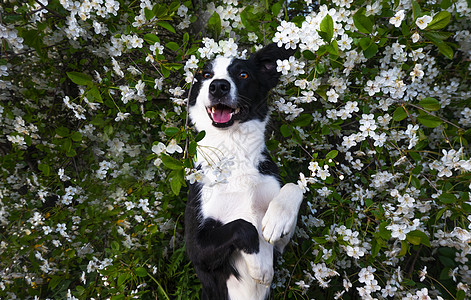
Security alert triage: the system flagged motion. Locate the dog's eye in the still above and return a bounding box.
[239,72,248,79]
[203,72,213,79]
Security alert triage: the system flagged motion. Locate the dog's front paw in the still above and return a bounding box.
[262,183,303,244]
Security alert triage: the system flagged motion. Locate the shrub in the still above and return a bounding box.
[0,0,470,299]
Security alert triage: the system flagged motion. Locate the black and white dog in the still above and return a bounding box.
[185,43,303,300]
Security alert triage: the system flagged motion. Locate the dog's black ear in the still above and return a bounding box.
[251,43,296,89]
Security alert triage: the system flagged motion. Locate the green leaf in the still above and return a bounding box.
[435,40,454,59]
[153,4,168,18]
[195,130,206,142]
[161,154,183,170]
[326,40,339,56]
[407,234,420,245]
[399,240,409,256]
[440,0,452,9]
[422,31,453,41]
[48,276,62,290]
[271,1,282,16]
[353,9,373,34]
[411,0,422,20]
[117,274,128,287]
[70,131,82,142]
[88,85,103,103]
[20,29,45,58]
[144,7,154,20]
[56,126,70,137]
[135,267,147,277]
[164,127,179,136]
[407,230,431,247]
[64,138,72,153]
[319,14,334,42]
[156,21,176,33]
[426,11,451,30]
[161,64,171,78]
[188,141,197,155]
[438,193,457,204]
[379,221,392,240]
[419,97,440,111]
[280,124,291,137]
[67,72,93,86]
[358,37,371,50]
[144,33,160,45]
[393,106,407,121]
[208,12,221,37]
[111,241,120,251]
[302,50,316,60]
[168,1,181,14]
[363,43,378,59]
[293,114,313,127]
[326,150,338,160]
[166,42,180,52]
[170,176,182,195]
[66,148,77,158]
[38,163,51,176]
[417,114,443,128]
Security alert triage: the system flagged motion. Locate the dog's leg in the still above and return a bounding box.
[261,183,303,251]
[241,238,274,286]
[193,218,260,269]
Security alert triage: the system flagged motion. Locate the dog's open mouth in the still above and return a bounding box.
[206,104,240,127]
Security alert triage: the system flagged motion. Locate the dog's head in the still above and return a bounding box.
[189,43,295,131]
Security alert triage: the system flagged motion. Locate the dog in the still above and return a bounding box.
[185,43,303,300]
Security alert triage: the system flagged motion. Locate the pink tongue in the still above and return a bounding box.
[212,107,232,123]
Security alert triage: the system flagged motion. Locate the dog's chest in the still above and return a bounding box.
[199,172,280,226]
[195,119,281,226]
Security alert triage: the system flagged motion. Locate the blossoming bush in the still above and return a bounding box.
[1,0,470,299]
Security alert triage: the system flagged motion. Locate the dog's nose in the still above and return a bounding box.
[209,79,230,98]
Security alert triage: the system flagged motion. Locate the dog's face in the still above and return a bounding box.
[189,44,295,131]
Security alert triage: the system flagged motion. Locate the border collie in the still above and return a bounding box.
[185,43,303,300]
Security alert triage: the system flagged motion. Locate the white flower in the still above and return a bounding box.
[154,77,164,90]
[276,59,290,75]
[416,287,431,300]
[346,245,365,259]
[248,32,258,42]
[365,80,380,96]
[387,223,408,240]
[326,88,339,103]
[295,280,310,290]
[358,266,375,284]
[416,15,433,30]
[124,201,135,210]
[115,112,130,121]
[56,223,68,237]
[410,63,425,82]
[419,266,427,281]
[165,139,183,154]
[389,10,405,28]
[186,169,204,184]
[297,172,310,192]
[411,32,421,43]
[151,142,166,155]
